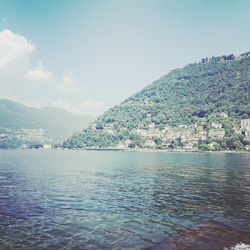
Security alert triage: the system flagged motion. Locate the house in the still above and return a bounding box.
[145,139,156,148]
[211,123,222,129]
[241,119,250,127]
[116,143,126,149]
[90,123,97,130]
[148,123,155,130]
[208,129,225,139]
[178,124,188,129]
[241,119,250,138]
[183,143,194,151]
[234,127,242,135]
[43,144,52,149]
[124,139,132,147]
[239,52,250,59]
[208,142,219,150]
[105,123,114,129]
[219,112,228,118]
[104,123,115,134]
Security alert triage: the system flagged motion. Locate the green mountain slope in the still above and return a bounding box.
[0,99,94,147]
[63,53,250,150]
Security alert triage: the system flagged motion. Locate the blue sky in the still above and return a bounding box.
[0,0,249,115]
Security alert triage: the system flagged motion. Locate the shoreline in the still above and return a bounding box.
[62,147,250,154]
[80,148,250,154]
[1,147,249,154]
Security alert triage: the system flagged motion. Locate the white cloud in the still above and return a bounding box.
[25,60,54,82]
[52,100,104,115]
[0,29,76,86]
[57,71,76,90]
[0,29,101,116]
[0,29,35,70]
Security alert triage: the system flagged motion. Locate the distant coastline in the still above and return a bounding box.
[2,147,249,154]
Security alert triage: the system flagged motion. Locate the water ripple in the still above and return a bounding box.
[0,150,249,249]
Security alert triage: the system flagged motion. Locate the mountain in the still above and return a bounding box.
[63,53,250,151]
[0,99,94,148]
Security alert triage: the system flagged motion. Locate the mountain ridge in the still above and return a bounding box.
[0,99,95,147]
[63,52,250,149]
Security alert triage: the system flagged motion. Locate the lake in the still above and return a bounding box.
[0,150,249,249]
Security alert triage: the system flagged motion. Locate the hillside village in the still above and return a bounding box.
[1,114,249,151]
[0,99,95,149]
[0,128,53,148]
[88,114,250,151]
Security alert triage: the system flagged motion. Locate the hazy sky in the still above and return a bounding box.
[0,0,249,116]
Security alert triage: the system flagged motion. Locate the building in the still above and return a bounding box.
[241,119,250,127]
[241,119,250,138]
[239,52,250,59]
[211,123,223,129]
[124,139,132,147]
[219,112,228,118]
[90,123,97,130]
[148,123,155,130]
[183,143,195,151]
[208,142,220,150]
[145,139,156,148]
[234,127,242,135]
[208,129,225,139]
[104,123,115,134]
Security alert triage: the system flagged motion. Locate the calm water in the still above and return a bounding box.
[0,150,249,250]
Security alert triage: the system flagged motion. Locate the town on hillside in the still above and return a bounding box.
[89,113,250,151]
[0,128,54,149]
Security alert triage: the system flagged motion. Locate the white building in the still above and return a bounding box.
[241,119,250,138]
[43,144,52,149]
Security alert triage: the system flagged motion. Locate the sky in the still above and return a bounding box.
[0,0,249,116]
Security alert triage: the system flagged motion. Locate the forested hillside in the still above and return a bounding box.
[63,53,250,151]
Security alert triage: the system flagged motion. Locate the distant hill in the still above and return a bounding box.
[0,99,94,147]
[63,53,250,151]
